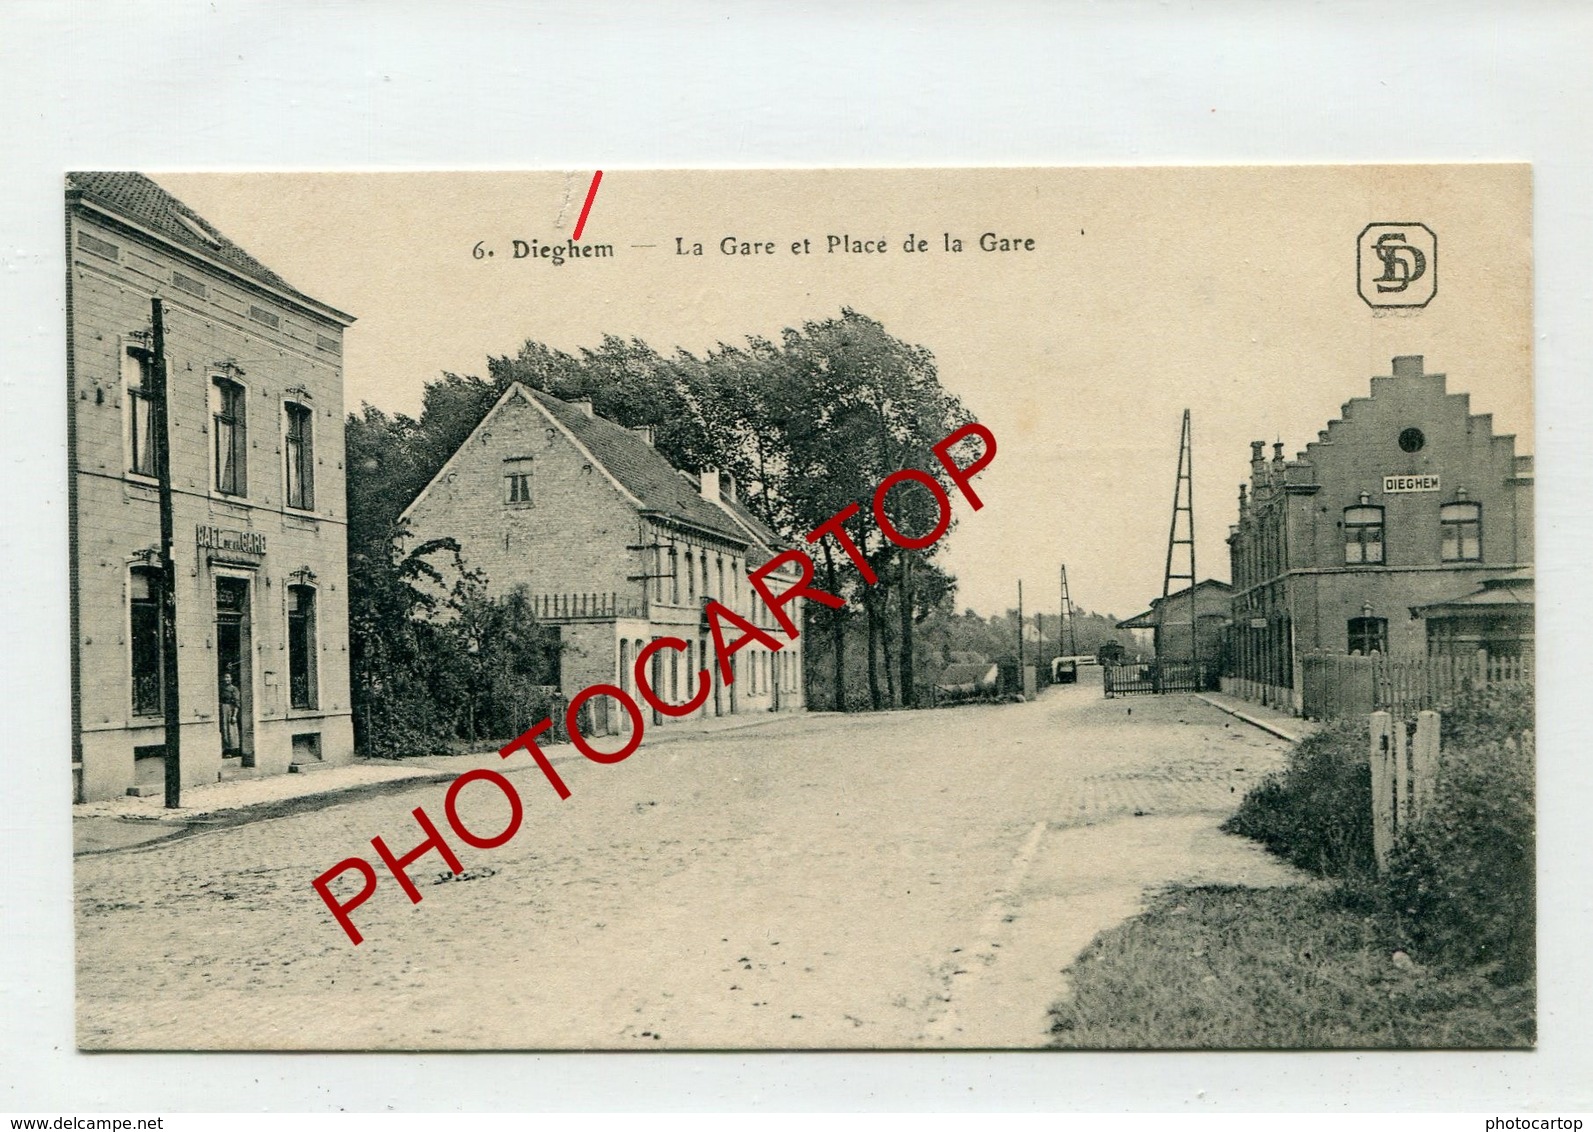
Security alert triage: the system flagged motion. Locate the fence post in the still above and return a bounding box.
[1369,711,1394,873]
[1393,713,1411,832]
[1412,710,1440,821]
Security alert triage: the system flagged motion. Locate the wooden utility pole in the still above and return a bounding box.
[1016,578,1025,690]
[898,553,916,708]
[1059,564,1077,659]
[150,298,183,808]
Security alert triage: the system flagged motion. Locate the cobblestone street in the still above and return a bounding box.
[76,676,1303,1049]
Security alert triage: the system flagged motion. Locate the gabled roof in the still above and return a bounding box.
[524,388,751,544]
[66,172,352,324]
[706,491,791,568]
[1120,579,1233,628]
[935,662,999,687]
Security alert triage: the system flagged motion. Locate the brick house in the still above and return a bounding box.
[1117,579,1233,665]
[67,173,357,801]
[399,383,804,729]
[1223,355,1533,711]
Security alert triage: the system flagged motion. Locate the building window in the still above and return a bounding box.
[686,551,696,602]
[123,341,156,478]
[212,376,247,496]
[129,566,163,716]
[1398,427,1426,453]
[505,469,532,505]
[1347,616,1387,656]
[669,546,680,604]
[285,402,315,510]
[1343,505,1384,564]
[1441,501,1482,562]
[287,585,318,710]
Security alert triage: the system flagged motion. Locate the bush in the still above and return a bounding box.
[1222,718,1377,879]
[1441,683,1534,750]
[1386,729,1535,983]
[1225,684,1535,982]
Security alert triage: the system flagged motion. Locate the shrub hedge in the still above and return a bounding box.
[1224,685,1534,983]
[1221,718,1377,879]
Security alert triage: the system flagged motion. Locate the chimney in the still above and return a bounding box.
[572,396,595,418]
[1250,440,1266,480]
[1272,441,1285,464]
[700,468,720,502]
[1392,355,1424,378]
[630,424,655,447]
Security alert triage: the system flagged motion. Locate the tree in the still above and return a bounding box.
[359,309,975,721]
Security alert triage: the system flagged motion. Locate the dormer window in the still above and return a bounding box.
[174,211,222,248]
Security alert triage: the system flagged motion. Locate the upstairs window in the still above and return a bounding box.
[1344,505,1384,565]
[129,566,164,716]
[123,341,156,478]
[504,457,533,506]
[285,402,315,510]
[212,376,247,496]
[686,551,696,602]
[1441,501,1482,562]
[1347,616,1387,656]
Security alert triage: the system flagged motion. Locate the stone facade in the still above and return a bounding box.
[68,174,356,801]
[401,384,804,729]
[1223,355,1533,710]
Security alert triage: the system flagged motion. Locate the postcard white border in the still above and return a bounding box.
[3,0,1590,1113]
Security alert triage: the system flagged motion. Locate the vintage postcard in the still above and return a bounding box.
[68,165,1533,1050]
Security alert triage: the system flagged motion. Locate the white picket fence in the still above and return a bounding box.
[1368,709,1535,872]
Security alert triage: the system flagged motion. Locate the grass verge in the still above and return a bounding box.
[1047,883,1534,1049]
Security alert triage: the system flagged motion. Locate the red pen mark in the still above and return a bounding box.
[572,170,603,241]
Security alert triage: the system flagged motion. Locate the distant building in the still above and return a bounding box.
[67,173,356,801]
[400,383,804,729]
[1117,579,1232,666]
[1224,355,1533,710]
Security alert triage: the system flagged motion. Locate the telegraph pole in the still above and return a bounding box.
[1016,578,1025,695]
[150,298,183,808]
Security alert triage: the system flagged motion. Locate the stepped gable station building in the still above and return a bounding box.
[1223,355,1533,711]
[67,173,356,802]
[399,383,805,729]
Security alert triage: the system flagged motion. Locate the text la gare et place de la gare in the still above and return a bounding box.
[313,423,997,946]
[684,232,1038,256]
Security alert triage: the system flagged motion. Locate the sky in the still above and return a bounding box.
[157,167,1532,621]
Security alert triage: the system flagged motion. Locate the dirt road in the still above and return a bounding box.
[75,677,1302,1049]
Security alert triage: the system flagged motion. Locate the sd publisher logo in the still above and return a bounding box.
[1358,223,1436,308]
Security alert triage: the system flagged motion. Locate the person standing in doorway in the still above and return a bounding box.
[220,667,242,755]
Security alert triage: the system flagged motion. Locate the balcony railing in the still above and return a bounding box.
[531,591,644,621]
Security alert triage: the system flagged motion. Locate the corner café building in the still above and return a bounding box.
[67,173,356,801]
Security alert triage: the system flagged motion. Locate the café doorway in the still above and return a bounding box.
[215,575,255,765]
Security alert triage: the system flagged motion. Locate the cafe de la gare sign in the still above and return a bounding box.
[196,524,267,558]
